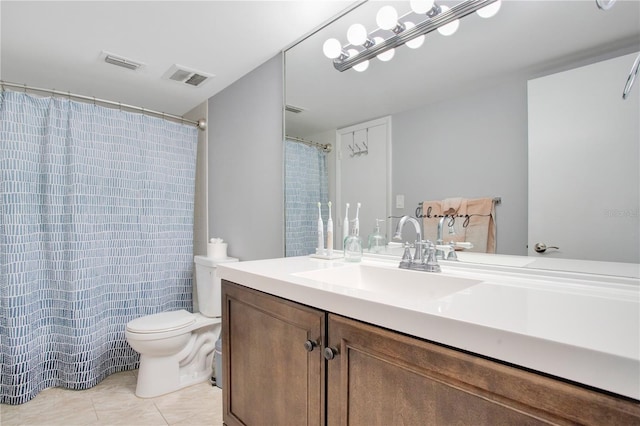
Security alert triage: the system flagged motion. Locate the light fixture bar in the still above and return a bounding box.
[333,0,499,72]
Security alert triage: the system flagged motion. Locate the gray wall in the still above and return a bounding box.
[185,101,209,258]
[185,101,209,313]
[208,54,284,261]
[392,77,529,255]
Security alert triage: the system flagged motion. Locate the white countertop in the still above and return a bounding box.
[217,255,640,400]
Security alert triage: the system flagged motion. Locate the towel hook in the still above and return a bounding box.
[623,53,640,100]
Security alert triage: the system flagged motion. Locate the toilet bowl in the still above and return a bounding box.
[125,255,238,398]
[125,310,220,398]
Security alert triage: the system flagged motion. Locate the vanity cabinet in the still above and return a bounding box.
[222,280,640,425]
[326,314,640,425]
[222,280,325,426]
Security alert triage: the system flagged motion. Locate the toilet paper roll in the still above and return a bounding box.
[208,243,228,259]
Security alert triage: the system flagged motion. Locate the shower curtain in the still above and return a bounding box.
[0,91,198,404]
[284,139,328,256]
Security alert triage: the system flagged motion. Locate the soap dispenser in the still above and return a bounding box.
[344,220,363,262]
[368,219,387,254]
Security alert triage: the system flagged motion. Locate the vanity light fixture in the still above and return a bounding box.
[323,0,501,72]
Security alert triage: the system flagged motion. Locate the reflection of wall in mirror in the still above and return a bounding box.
[392,77,529,256]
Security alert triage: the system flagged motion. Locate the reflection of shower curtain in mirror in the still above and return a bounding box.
[0,91,197,404]
[284,140,328,256]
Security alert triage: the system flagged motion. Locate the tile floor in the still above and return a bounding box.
[0,370,223,426]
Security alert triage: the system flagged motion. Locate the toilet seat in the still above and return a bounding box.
[126,309,195,334]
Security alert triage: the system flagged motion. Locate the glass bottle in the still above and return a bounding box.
[344,220,363,262]
[367,219,387,254]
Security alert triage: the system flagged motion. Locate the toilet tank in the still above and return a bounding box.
[194,255,239,317]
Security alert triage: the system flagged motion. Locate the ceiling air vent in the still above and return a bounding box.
[285,105,306,114]
[163,64,214,87]
[101,51,144,71]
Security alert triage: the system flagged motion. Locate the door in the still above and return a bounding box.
[528,52,639,262]
[325,314,549,425]
[325,314,640,425]
[336,117,391,249]
[222,280,326,426]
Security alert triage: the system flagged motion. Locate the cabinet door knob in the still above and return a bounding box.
[323,347,339,360]
[303,340,317,352]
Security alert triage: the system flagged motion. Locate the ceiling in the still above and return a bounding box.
[0,1,358,117]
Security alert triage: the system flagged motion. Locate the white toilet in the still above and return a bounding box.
[125,255,238,398]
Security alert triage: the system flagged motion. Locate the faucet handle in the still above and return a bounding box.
[425,242,441,273]
[399,242,412,269]
[421,240,432,258]
[446,242,458,261]
[413,240,427,264]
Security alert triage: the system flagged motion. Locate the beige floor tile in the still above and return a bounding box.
[85,370,139,395]
[1,388,99,426]
[92,391,158,413]
[153,382,222,425]
[94,403,168,426]
[169,409,222,426]
[0,370,222,426]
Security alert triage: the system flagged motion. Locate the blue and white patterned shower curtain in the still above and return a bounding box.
[0,91,198,404]
[284,139,329,257]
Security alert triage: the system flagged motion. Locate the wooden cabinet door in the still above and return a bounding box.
[326,313,640,426]
[222,280,325,426]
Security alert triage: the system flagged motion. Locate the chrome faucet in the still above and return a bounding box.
[436,216,462,261]
[436,215,455,259]
[393,215,423,264]
[393,215,439,272]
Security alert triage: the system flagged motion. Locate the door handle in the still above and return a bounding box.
[534,242,559,253]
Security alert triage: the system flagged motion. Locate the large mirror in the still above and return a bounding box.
[285,0,639,276]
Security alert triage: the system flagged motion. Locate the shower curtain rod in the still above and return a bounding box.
[0,80,207,131]
[286,135,332,153]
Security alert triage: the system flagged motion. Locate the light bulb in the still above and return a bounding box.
[347,48,369,72]
[477,0,501,18]
[376,6,398,30]
[347,23,368,46]
[437,6,459,36]
[353,60,370,72]
[373,37,395,62]
[322,38,343,59]
[410,0,435,14]
[404,22,425,49]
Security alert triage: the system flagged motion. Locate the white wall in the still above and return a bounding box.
[208,54,284,261]
[392,77,529,255]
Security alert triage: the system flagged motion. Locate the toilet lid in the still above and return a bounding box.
[126,309,196,334]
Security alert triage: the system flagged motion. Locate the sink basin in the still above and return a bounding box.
[294,263,482,301]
